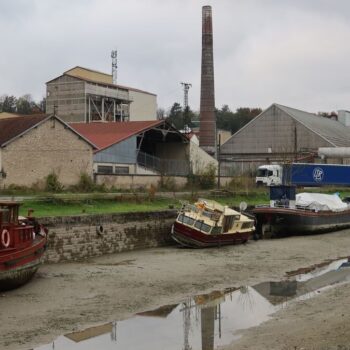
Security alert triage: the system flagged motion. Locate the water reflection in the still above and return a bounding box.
[35,258,350,350]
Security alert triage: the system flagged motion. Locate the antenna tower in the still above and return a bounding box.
[181,82,192,109]
[111,50,118,84]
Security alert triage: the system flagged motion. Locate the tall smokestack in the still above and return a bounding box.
[199,5,216,156]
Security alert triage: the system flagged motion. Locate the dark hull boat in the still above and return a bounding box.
[253,186,350,238]
[253,206,350,238]
[171,199,255,248]
[0,202,47,291]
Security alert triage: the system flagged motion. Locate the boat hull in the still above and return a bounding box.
[253,207,350,238]
[171,222,251,248]
[0,235,46,291]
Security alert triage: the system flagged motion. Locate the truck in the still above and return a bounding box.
[255,164,283,186]
[256,163,350,187]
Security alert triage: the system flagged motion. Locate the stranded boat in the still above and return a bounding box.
[0,202,47,291]
[253,185,350,238]
[171,199,255,248]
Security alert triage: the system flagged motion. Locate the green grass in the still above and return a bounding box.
[19,198,180,217]
[15,186,350,218]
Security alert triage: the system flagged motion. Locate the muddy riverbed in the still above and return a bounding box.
[2,230,350,350]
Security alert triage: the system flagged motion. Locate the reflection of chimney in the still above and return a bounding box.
[199,5,216,156]
[201,307,215,350]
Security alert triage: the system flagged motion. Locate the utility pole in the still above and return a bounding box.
[217,133,221,189]
[181,82,192,109]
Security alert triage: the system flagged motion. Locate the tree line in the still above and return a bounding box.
[0,94,46,114]
[162,102,262,134]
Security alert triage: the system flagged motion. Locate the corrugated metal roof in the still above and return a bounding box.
[47,66,157,96]
[0,114,48,146]
[70,120,164,151]
[275,104,350,147]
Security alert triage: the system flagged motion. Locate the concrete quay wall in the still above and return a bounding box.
[40,210,177,263]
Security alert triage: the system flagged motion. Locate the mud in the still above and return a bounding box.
[2,229,350,349]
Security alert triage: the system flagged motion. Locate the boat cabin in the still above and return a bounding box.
[0,202,34,251]
[177,199,254,235]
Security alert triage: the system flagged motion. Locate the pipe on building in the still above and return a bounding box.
[318,147,350,158]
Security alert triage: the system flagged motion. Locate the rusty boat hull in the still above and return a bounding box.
[171,222,251,248]
[253,206,350,238]
[0,235,46,291]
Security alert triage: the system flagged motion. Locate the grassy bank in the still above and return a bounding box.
[12,186,350,217]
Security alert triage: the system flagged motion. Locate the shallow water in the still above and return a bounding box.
[35,258,350,350]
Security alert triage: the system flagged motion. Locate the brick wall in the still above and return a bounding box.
[41,210,177,263]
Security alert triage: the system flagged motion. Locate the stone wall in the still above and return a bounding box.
[41,210,177,263]
[1,117,94,187]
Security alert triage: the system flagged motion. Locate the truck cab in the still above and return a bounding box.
[256,164,282,186]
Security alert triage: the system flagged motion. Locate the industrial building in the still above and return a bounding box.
[220,103,350,174]
[46,66,157,123]
[70,120,217,189]
[0,115,95,188]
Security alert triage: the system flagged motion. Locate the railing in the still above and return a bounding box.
[137,151,190,176]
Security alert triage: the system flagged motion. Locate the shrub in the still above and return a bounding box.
[187,163,217,190]
[45,172,63,193]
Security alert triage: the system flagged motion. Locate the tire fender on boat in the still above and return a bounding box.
[1,229,10,248]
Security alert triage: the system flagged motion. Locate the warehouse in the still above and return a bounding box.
[46,66,157,123]
[220,103,350,174]
[70,120,217,189]
[0,115,95,188]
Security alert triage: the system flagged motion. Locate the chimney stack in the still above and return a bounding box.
[199,5,216,156]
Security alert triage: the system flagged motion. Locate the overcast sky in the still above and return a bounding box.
[1,0,350,113]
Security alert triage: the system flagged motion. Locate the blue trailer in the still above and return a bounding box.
[283,163,350,186]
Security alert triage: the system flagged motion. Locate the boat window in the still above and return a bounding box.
[178,214,195,226]
[202,210,215,219]
[194,220,211,233]
[211,226,222,235]
[183,216,195,226]
[241,222,253,229]
[0,209,9,224]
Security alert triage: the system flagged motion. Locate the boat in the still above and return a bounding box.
[171,199,255,248]
[253,185,350,238]
[0,201,47,291]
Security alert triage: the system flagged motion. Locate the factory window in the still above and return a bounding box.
[97,165,113,174]
[114,166,129,174]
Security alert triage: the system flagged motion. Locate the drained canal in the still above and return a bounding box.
[34,257,350,350]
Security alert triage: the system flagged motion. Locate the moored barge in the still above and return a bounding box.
[0,202,47,291]
[253,186,350,238]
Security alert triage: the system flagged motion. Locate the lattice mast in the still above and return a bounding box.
[181,82,192,109]
[111,49,118,85]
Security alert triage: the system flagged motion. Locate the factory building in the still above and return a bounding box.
[220,103,350,174]
[0,114,95,188]
[46,66,157,123]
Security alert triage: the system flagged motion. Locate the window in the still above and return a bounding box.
[194,220,211,233]
[178,214,195,226]
[97,165,113,174]
[241,222,253,229]
[115,166,129,174]
[211,226,222,235]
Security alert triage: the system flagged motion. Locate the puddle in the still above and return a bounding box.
[35,258,350,350]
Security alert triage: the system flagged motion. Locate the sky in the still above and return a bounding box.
[1,0,350,114]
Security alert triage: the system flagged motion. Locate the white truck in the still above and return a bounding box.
[255,164,282,186]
